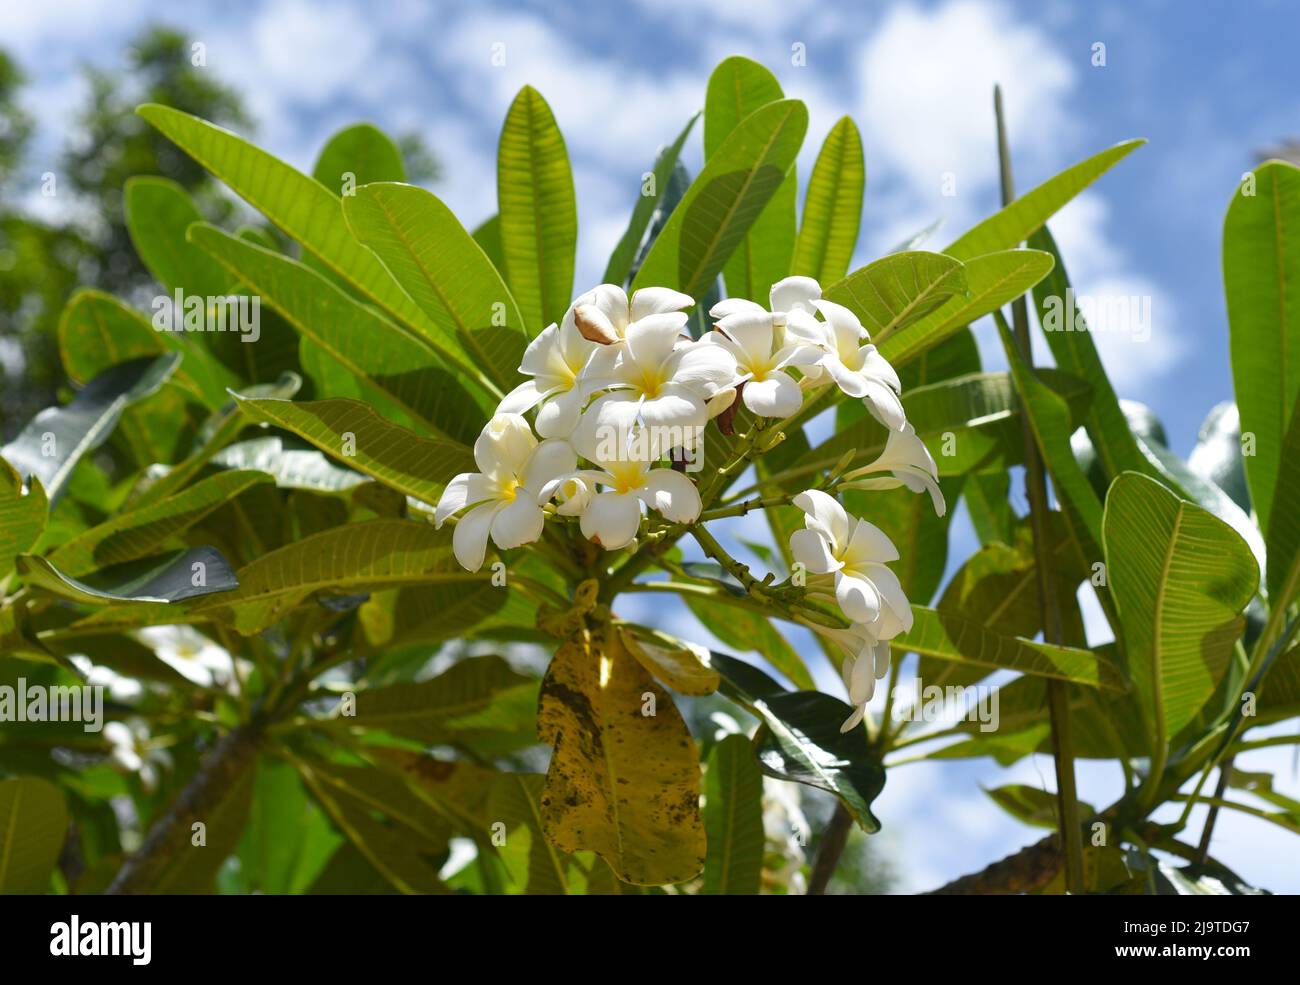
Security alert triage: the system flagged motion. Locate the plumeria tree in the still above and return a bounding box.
[0,56,1296,895]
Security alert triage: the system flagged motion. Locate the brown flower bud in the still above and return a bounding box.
[574,304,619,345]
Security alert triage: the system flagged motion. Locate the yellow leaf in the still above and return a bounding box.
[538,628,706,885]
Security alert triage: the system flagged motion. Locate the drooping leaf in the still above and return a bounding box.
[702,733,765,895]
[343,182,528,393]
[0,777,68,893]
[496,86,578,332]
[712,651,885,832]
[211,436,367,495]
[704,56,796,303]
[619,625,721,696]
[1103,472,1259,748]
[234,394,472,505]
[538,630,706,886]
[632,98,807,300]
[18,546,238,605]
[48,470,270,577]
[683,593,813,690]
[945,140,1144,260]
[1,354,179,505]
[793,116,865,285]
[1223,159,1300,538]
[985,784,1095,829]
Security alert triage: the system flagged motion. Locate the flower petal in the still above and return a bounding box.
[792,488,849,550]
[835,570,882,624]
[673,339,739,393]
[770,275,822,315]
[631,286,694,322]
[825,357,871,399]
[862,378,908,430]
[496,378,547,417]
[841,516,900,565]
[580,491,643,549]
[580,284,631,335]
[789,527,842,574]
[474,413,537,476]
[435,472,495,526]
[742,372,802,417]
[523,438,578,496]
[518,323,561,376]
[535,386,585,439]
[709,297,765,320]
[636,468,702,522]
[716,311,775,367]
[453,501,505,572]
[490,495,545,551]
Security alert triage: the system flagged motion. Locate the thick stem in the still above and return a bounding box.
[105,722,262,895]
[994,85,1084,895]
[806,803,853,894]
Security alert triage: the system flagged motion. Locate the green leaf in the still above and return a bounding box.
[312,122,405,190]
[782,367,1091,487]
[188,519,477,634]
[538,632,705,885]
[189,223,487,442]
[996,311,1104,550]
[1029,225,1151,481]
[704,56,796,303]
[945,140,1144,260]
[985,784,1095,829]
[683,593,814,690]
[879,249,1055,367]
[343,182,528,393]
[135,105,473,383]
[58,288,235,410]
[1,354,179,505]
[793,116,865,285]
[472,214,505,273]
[825,251,967,341]
[1265,395,1300,610]
[0,777,68,893]
[18,546,238,605]
[497,86,578,332]
[603,113,698,286]
[1103,472,1259,748]
[234,394,472,505]
[1224,160,1300,539]
[334,655,536,745]
[702,733,765,895]
[712,651,885,832]
[0,460,47,578]
[48,470,270,577]
[486,772,572,894]
[124,176,234,296]
[898,605,1122,690]
[632,98,807,300]
[238,758,341,895]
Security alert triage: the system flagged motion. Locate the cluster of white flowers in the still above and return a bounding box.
[435,277,944,731]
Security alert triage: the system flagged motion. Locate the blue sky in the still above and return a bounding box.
[4,0,1299,892]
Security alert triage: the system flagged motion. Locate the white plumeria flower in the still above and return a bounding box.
[572,283,697,346]
[840,422,946,516]
[702,308,822,418]
[788,489,913,634]
[69,654,144,702]
[495,306,597,438]
[103,718,171,792]
[435,413,576,571]
[794,300,906,431]
[552,425,702,550]
[579,313,738,445]
[710,274,823,327]
[137,625,243,692]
